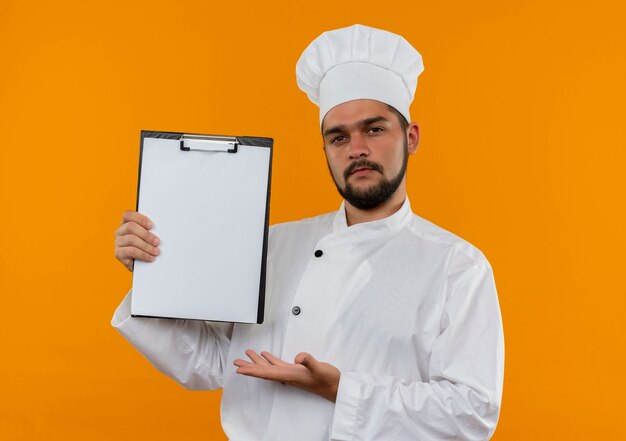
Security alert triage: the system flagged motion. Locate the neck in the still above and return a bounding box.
[344,184,407,226]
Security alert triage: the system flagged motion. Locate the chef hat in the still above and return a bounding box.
[296,24,424,126]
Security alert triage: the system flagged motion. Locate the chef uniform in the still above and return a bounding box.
[112,25,504,441]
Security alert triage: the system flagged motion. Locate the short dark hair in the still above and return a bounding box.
[386,104,409,131]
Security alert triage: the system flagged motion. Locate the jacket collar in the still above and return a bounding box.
[324,197,413,245]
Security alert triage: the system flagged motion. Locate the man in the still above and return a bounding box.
[112,24,504,440]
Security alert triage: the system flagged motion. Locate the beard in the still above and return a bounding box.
[329,136,409,210]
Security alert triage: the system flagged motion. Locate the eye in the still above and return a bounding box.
[330,135,347,144]
[367,127,384,134]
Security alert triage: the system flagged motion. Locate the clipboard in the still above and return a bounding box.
[130,130,273,324]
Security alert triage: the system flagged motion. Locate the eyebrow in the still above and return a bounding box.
[323,116,390,138]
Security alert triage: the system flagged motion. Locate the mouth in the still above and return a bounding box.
[350,167,373,176]
[343,160,383,181]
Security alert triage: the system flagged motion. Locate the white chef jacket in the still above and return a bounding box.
[112,198,504,441]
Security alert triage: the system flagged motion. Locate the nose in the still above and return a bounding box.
[348,133,370,159]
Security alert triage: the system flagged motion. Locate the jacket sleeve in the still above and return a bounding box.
[111,290,234,390]
[330,261,505,441]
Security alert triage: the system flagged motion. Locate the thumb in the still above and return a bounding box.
[294,352,316,369]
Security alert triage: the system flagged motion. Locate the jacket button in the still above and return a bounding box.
[291,306,301,316]
[314,249,323,258]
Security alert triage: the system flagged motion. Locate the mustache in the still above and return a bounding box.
[344,160,384,180]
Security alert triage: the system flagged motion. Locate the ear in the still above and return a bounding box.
[407,123,420,155]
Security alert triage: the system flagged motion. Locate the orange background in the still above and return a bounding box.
[1,1,625,440]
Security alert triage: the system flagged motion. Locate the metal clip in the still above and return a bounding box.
[180,134,238,153]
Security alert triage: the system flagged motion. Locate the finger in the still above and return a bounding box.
[294,352,315,368]
[116,222,160,246]
[245,349,270,366]
[121,210,154,230]
[116,234,160,256]
[116,254,135,272]
[115,246,156,263]
[236,364,303,383]
[233,358,254,368]
[260,351,289,366]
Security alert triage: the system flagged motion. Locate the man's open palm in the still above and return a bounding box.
[234,350,340,402]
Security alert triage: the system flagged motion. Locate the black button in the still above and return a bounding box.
[291,306,301,316]
[314,250,323,258]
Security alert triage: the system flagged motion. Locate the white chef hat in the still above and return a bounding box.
[296,24,424,126]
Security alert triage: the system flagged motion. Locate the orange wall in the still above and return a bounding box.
[1,1,624,440]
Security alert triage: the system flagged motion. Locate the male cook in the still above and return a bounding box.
[112,24,504,440]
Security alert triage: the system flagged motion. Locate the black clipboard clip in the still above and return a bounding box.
[180,134,239,153]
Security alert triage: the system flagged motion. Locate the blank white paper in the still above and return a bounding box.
[131,136,271,323]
